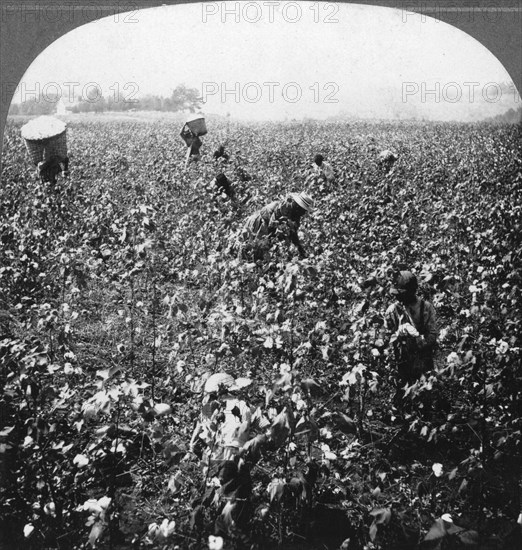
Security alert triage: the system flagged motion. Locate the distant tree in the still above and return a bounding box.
[170,84,203,113]
[9,84,204,115]
[17,97,56,116]
[490,106,522,124]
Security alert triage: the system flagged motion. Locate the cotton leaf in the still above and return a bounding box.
[251,407,271,430]
[335,412,357,434]
[204,372,235,393]
[458,530,479,546]
[269,409,291,448]
[168,471,183,494]
[369,508,392,542]
[458,479,468,493]
[241,434,267,460]
[0,426,14,437]
[96,365,121,380]
[424,517,461,541]
[221,501,236,527]
[300,378,321,393]
[88,522,104,547]
[369,522,378,542]
[233,377,252,389]
[370,508,392,525]
[268,479,286,502]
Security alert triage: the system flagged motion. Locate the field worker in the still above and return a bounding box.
[312,154,335,183]
[185,134,202,168]
[378,150,397,173]
[213,145,230,163]
[385,271,438,395]
[189,373,252,462]
[212,173,235,200]
[180,125,202,168]
[38,155,69,185]
[242,192,314,258]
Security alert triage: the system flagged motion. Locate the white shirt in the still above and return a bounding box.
[313,161,335,182]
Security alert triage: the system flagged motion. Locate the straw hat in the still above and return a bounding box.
[289,192,314,212]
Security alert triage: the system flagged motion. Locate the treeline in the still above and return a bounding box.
[488,106,522,124]
[8,84,203,116]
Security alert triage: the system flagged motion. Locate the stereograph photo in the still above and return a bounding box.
[0,1,520,549]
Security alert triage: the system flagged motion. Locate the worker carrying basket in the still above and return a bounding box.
[21,116,69,184]
[180,114,207,168]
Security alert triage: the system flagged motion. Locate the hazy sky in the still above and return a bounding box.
[17,2,520,121]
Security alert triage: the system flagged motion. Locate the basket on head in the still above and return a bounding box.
[21,116,68,166]
[184,114,207,137]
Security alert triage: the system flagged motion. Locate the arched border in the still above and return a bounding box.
[1,0,520,169]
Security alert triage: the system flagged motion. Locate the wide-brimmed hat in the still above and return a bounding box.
[390,271,418,295]
[289,192,314,212]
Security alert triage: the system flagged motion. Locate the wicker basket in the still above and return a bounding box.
[21,116,68,165]
[24,131,68,165]
[184,115,207,137]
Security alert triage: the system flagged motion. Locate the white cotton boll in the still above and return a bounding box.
[153,403,172,416]
[73,454,89,468]
[496,341,509,355]
[446,352,461,366]
[148,523,159,539]
[23,523,35,538]
[159,518,176,539]
[432,463,443,477]
[208,535,224,550]
[82,499,102,515]
[97,496,111,510]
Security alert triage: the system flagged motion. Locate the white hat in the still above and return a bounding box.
[289,192,314,212]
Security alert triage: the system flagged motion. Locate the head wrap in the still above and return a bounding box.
[390,271,418,295]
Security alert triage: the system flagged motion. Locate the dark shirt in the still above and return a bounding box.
[189,136,202,156]
[243,198,304,254]
[385,298,438,381]
[213,150,229,161]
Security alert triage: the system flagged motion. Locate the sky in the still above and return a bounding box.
[15,2,520,121]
